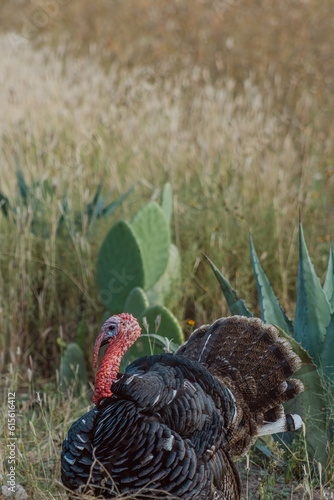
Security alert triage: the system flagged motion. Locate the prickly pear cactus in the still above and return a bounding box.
[97,182,184,372]
[130,201,170,290]
[96,220,144,314]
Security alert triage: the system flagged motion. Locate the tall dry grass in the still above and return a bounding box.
[0,29,333,375]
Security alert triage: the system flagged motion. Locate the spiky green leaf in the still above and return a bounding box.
[294,224,331,363]
[86,181,104,226]
[96,220,144,313]
[123,287,149,319]
[56,189,68,234]
[0,192,10,217]
[204,254,253,317]
[283,364,329,466]
[323,242,334,312]
[101,184,136,218]
[16,165,29,204]
[131,202,170,290]
[321,313,334,386]
[275,325,330,466]
[250,234,293,334]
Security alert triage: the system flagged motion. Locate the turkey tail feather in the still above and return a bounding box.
[176,316,303,455]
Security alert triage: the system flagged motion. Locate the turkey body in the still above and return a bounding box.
[61,316,303,499]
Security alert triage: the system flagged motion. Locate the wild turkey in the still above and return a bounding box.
[61,313,303,499]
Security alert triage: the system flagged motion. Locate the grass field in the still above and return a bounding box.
[1,0,334,498]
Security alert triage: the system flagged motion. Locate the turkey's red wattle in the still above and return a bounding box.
[93,343,123,404]
[93,314,141,405]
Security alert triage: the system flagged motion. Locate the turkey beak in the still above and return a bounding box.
[93,323,118,368]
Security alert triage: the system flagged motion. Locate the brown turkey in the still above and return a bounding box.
[61,313,304,499]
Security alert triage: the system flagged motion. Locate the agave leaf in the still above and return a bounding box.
[86,181,104,225]
[0,192,10,217]
[56,190,68,234]
[250,234,293,334]
[16,164,29,205]
[275,325,315,365]
[161,182,173,226]
[88,191,111,229]
[284,364,329,467]
[204,254,253,317]
[321,313,334,386]
[102,184,136,218]
[294,223,331,364]
[323,242,334,312]
[96,220,144,313]
[92,181,104,208]
[131,202,170,290]
[87,184,135,230]
[275,325,330,466]
[123,287,149,319]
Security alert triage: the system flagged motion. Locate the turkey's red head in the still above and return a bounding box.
[93,313,141,405]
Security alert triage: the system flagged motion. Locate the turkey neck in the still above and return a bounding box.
[93,340,127,405]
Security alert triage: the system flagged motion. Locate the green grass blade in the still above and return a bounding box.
[204,254,253,317]
[139,305,184,343]
[140,333,179,353]
[294,223,331,363]
[121,305,183,369]
[323,242,334,312]
[250,234,293,334]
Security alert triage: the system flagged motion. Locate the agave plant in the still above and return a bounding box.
[205,223,334,472]
[0,166,135,237]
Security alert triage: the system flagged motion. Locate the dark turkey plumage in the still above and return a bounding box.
[61,315,303,499]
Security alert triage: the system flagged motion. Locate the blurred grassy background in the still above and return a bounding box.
[1,1,334,497]
[1,0,334,376]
